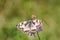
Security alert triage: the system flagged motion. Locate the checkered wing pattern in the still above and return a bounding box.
[16,19,42,36]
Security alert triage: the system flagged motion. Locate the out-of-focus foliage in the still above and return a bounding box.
[0,0,60,40]
[0,0,6,11]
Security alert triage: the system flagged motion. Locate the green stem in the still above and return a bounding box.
[37,31,40,40]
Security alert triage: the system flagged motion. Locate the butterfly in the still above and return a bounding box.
[16,19,43,36]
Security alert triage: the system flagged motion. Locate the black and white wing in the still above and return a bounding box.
[16,19,43,36]
[16,21,27,31]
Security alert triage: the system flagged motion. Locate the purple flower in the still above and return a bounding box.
[29,32,35,36]
[38,26,42,32]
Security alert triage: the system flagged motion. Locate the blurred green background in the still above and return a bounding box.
[0,0,60,40]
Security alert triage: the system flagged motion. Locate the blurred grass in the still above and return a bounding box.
[0,0,60,40]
